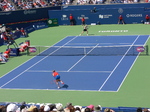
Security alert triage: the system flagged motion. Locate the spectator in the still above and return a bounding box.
[64,103,75,112]
[137,107,142,112]
[56,103,65,112]
[91,7,97,13]
[143,108,150,112]
[94,105,102,112]
[86,105,94,112]
[74,105,82,112]
[7,103,18,112]
[84,108,91,112]
[27,105,38,112]
[39,104,45,112]
[50,104,56,111]
[44,105,51,112]
[20,28,27,37]
[104,108,115,112]
[1,32,8,44]
[0,105,6,112]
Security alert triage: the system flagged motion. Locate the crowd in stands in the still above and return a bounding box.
[76,0,145,5]
[0,102,150,112]
[0,0,16,11]
[0,0,74,11]
[13,0,49,10]
[0,0,149,11]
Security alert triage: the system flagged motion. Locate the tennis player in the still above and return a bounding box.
[79,25,88,36]
[52,70,64,89]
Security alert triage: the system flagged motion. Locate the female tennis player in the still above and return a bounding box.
[79,25,88,36]
[52,70,64,89]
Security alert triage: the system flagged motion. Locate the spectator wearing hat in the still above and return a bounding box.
[86,105,94,112]
[44,105,50,112]
[64,103,75,112]
[7,103,18,112]
[94,105,102,112]
[27,105,38,112]
[56,103,64,112]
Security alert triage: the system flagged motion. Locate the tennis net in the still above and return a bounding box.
[27,45,149,56]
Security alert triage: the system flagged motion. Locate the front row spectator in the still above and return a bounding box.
[104,108,115,112]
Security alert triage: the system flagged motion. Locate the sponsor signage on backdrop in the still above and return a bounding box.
[126,14,143,18]
[0,12,11,15]
[24,10,37,15]
[33,22,48,30]
[48,19,58,27]
[118,8,124,14]
[99,14,113,19]
[61,15,68,20]
[77,15,89,20]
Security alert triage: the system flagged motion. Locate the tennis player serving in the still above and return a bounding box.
[52,70,64,89]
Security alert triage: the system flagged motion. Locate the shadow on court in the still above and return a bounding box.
[61,84,69,89]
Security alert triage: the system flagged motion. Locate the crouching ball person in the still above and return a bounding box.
[52,70,64,89]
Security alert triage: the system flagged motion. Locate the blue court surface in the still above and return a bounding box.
[0,35,149,91]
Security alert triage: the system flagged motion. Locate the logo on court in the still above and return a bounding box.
[29,47,37,52]
[136,46,145,52]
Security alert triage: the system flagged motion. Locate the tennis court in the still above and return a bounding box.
[0,35,149,91]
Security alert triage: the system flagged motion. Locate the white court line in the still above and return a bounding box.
[0,36,79,88]
[0,87,115,92]
[116,35,150,92]
[67,43,132,45]
[98,35,140,91]
[0,36,70,79]
[67,44,99,72]
[26,70,111,73]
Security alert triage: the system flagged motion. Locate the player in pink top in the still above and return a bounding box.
[52,70,64,89]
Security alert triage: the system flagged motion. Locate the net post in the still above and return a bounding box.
[26,47,29,55]
[146,45,149,55]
